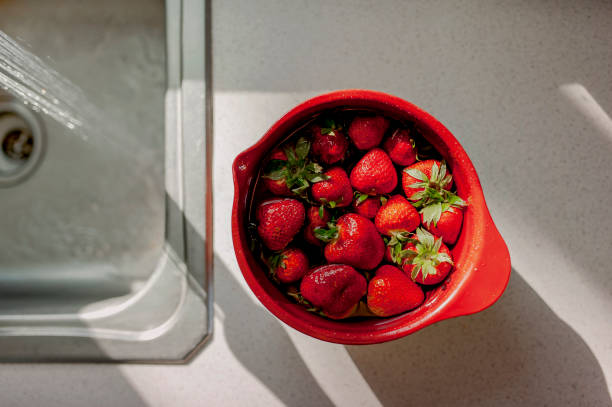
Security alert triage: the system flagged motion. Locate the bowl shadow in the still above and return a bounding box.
[214,254,335,407]
[346,269,612,406]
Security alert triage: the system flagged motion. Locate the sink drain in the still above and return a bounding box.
[0,98,45,187]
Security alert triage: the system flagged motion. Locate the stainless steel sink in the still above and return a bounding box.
[0,0,212,362]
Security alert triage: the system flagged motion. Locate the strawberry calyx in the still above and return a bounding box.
[400,228,453,281]
[320,118,342,136]
[263,137,329,197]
[354,192,370,205]
[420,192,467,226]
[313,222,338,243]
[385,232,417,264]
[404,161,466,210]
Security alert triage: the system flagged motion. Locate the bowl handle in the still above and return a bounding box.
[440,218,511,320]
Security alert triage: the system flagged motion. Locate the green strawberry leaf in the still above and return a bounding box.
[405,168,428,181]
[314,222,338,242]
[421,202,443,226]
[355,192,369,205]
[295,137,310,160]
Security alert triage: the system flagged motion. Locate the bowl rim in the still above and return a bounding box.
[232,89,511,344]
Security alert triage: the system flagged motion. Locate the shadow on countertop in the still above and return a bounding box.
[346,269,612,407]
[214,255,335,407]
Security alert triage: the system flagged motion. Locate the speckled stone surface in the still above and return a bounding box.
[1,0,612,406]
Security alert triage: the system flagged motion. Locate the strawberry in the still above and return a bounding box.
[311,167,353,208]
[256,198,305,251]
[367,265,424,317]
[420,194,466,244]
[303,205,331,246]
[262,149,292,195]
[383,128,417,166]
[402,160,453,205]
[315,213,384,270]
[348,115,390,150]
[350,148,397,195]
[398,228,453,285]
[353,193,382,219]
[374,195,420,239]
[300,264,367,319]
[268,248,309,284]
[262,137,327,197]
[311,120,349,165]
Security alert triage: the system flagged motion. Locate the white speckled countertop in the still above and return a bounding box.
[1,1,611,405]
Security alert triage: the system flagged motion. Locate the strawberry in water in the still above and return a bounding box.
[352,193,382,219]
[300,264,367,319]
[350,148,397,195]
[262,137,328,198]
[311,167,353,208]
[348,115,390,150]
[256,198,305,251]
[315,213,384,270]
[367,265,424,317]
[268,248,309,284]
[303,205,331,246]
[383,128,417,166]
[311,119,349,165]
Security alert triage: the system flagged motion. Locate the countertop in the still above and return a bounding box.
[2,0,612,405]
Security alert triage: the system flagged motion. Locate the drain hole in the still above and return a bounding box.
[0,99,45,187]
[2,127,34,161]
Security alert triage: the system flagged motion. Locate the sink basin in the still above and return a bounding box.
[0,0,212,362]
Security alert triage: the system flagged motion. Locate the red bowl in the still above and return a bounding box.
[232,90,511,344]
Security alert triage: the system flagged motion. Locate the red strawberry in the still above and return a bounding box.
[348,115,390,150]
[311,167,353,208]
[420,200,465,245]
[402,160,453,204]
[311,120,349,165]
[269,248,309,284]
[262,149,292,195]
[262,137,327,197]
[399,228,453,285]
[374,195,420,238]
[352,193,382,219]
[256,198,305,251]
[367,265,424,317]
[315,213,384,270]
[350,148,397,195]
[383,128,417,166]
[300,264,367,319]
[303,205,331,246]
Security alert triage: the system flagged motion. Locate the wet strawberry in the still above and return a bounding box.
[367,265,424,317]
[311,120,349,165]
[350,148,397,195]
[300,264,367,319]
[374,195,420,238]
[311,167,353,208]
[256,198,305,251]
[353,193,382,219]
[348,115,390,150]
[383,128,417,166]
[303,205,331,246]
[402,160,453,205]
[262,149,292,195]
[269,248,309,284]
[398,228,453,285]
[262,137,327,198]
[420,197,465,245]
[315,213,384,270]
